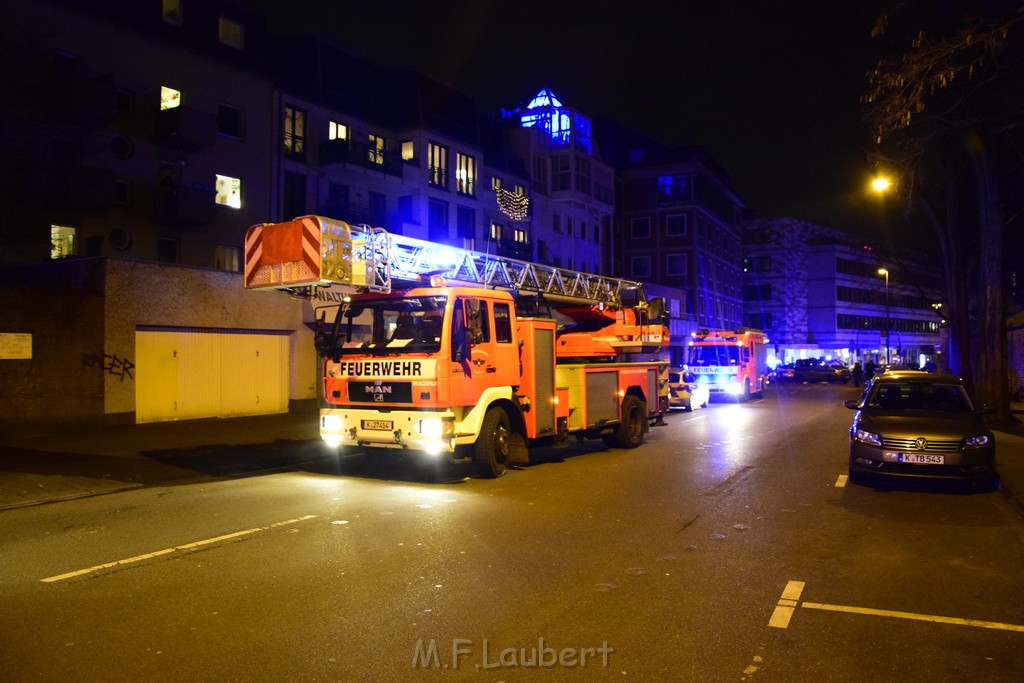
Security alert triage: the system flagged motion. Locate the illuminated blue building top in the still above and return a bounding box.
[503,88,592,155]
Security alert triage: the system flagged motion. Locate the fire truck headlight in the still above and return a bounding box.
[416,418,443,437]
[725,383,743,396]
[322,414,342,432]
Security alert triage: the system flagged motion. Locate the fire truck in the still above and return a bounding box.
[685,328,768,401]
[243,215,670,477]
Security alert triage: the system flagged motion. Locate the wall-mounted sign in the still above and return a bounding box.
[0,333,32,359]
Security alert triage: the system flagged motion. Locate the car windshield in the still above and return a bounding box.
[865,382,972,412]
[321,295,447,355]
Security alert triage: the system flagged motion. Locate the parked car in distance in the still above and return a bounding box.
[770,363,796,383]
[668,370,710,411]
[843,371,996,486]
[791,358,850,383]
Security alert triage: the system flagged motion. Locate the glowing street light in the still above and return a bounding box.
[871,176,892,193]
[878,267,890,365]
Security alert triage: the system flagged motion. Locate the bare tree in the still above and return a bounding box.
[863,3,1024,421]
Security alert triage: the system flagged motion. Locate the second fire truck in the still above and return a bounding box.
[244,215,670,477]
[685,328,768,401]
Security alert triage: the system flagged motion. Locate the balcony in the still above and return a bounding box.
[45,72,117,128]
[317,139,404,177]
[154,184,217,227]
[154,106,217,152]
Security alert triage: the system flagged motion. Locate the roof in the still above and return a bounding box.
[875,371,962,383]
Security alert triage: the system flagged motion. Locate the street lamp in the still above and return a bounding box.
[878,267,890,365]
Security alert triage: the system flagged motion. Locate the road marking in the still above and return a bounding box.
[801,601,1024,633]
[835,474,848,487]
[768,580,1024,633]
[768,580,806,628]
[41,515,316,583]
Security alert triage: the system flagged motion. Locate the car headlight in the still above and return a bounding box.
[965,434,990,448]
[322,414,342,432]
[854,428,882,446]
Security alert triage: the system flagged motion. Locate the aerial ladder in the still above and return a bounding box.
[244,215,670,477]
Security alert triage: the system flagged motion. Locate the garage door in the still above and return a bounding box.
[136,328,290,423]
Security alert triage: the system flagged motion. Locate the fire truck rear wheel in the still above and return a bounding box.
[611,395,646,449]
[475,407,511,478]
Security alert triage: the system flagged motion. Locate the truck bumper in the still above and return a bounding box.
[321,408,456,455]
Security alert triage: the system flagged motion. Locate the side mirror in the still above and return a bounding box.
[843,399,860,409]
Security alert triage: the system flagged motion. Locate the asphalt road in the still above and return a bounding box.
[3,383,1023,681]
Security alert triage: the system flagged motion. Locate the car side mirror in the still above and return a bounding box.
[843,399,860,409]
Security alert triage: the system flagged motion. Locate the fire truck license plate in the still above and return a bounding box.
[361,420,393,431]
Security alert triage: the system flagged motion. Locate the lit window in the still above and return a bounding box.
[428,142,447,186]
[514,228,528,244]
[218,16,244,49]
[215,174,242,209]
[368,134,385,165]
[162,0,181,25]
[329,121,348,140]
[491,176,502,191]
[490,222,502,240]
[456,152,476,195]
[215,245,240,271]
[283,105,305,158]
[51,225,76,259]
[160,86,181,110]
[401,140,415,160]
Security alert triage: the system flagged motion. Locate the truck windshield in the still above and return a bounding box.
[688,345,741,366]
[326,296,447,355]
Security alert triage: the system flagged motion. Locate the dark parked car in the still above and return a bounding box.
[791,358,850,383]
[770,363,796,383]
[843,371,996,485]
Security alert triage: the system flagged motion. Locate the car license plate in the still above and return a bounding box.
[898,453,944,465]
[361,420,393,431]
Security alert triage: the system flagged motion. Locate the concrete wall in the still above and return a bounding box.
[0,258,316,429]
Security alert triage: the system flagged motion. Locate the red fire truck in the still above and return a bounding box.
[244,216,670,477]
[685,328,768,401]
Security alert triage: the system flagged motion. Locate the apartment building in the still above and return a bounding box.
[741,217,944,368]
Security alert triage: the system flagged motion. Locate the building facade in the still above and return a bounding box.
[1,0,947,428]
[741,217,944,369]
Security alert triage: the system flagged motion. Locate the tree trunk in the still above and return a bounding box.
[969,132,1010,419]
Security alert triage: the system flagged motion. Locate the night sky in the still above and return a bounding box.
[243,0,892,232]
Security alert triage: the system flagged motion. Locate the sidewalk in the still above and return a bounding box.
[0,408,323,510]
[2,404,1024,512]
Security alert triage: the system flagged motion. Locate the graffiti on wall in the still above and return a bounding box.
[83,353,135,381]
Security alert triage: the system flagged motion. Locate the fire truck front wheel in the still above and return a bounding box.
[475,407,512,478]
[604,395,646,449]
